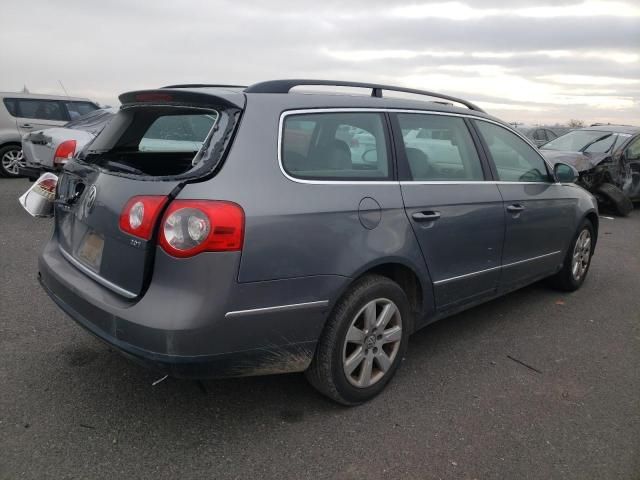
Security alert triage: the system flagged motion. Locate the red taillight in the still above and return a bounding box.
[119,196,168,240]
[159,200,244,257]
[53,140,77,166]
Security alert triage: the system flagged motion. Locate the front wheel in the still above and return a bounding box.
[306,274,410,405]
[549,219,595,291]
[0,145,26,177]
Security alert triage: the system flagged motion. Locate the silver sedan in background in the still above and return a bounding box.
[21,108,116,180]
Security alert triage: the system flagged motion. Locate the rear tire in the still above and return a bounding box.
[596,183,633,217]
[0,145,25,178]
[549,219,595,292]
[306,274,411,405]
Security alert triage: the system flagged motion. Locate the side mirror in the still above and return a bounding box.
[554,162,579,183]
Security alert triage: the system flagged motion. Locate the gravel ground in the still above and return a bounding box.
[1,177,639,480]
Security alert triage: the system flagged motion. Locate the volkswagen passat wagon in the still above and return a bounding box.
[34,80,598,405]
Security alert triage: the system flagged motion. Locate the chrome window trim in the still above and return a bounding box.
[59,247,138,299]
[277,108,559,185]
[225,300,329,318]
[433,250,562,285]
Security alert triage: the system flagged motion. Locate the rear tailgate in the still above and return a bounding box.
[54,88,244,298]
[55,164,179,297]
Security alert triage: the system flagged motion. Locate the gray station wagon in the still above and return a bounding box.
[33,80,599,405]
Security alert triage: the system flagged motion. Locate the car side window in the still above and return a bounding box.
[475,120,551,182]
[282,112,390,180]
[16,99,66,121]
[3,98,18,117]
[546,129,558,141]
[65,101,98,120]
[396,113,484,181]
[533,129,546,142]
[626,136,640,160]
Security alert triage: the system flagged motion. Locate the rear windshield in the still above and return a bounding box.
[81,105,237,178]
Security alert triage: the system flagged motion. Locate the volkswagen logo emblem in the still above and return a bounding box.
[81,185,97,218]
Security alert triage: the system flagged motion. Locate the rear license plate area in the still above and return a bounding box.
[76,231,104,272]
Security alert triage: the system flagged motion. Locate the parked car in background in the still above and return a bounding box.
[513,125,572,147]
[21,108,116,180]
[0,92,98,177]
[28,80,598,405]
[540,124,640,216]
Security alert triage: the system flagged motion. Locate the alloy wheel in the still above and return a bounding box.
[571,229,591,281]
[342,298,402,388]
[1,148,25,176]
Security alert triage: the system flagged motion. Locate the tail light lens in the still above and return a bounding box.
[53,140,77,166]
[119,196,168,240]
[159,200,244,257]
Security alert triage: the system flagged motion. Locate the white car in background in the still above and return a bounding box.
[0,92,99,177]
[21,108,116,180]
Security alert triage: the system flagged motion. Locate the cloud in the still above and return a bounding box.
[392,1,640,20]
[0,0,638,124]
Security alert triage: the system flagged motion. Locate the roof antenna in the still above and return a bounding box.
[58,80,69,97]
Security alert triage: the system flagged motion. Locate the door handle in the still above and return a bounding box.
[412,211,441,222]
[506,204,525,213]
[20,124,33,129]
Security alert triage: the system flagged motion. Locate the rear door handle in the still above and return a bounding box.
[506,204,525,213]
[21,123,33,129]
[412,211,441,222]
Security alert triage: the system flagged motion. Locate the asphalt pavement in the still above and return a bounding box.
[1,177,639,480]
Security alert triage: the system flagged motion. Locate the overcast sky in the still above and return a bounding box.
[2,0,639,125]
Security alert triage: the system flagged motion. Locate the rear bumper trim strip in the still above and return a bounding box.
[59,247,138,299]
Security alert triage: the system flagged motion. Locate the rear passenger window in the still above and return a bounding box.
[16,99,66,121]
[475,121,551,182]
[533,129,546,141]
[282,112,390,180]
[65,101,98,120]
[397,114,484,181]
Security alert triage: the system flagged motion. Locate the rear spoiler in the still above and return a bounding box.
[118,89,245,109]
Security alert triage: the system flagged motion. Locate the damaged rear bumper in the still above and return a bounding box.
[38,236,343,379]
[39,274,316,378]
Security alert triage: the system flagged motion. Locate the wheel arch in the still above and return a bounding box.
[0,141,22,150]
[584,210,599,250]
[331,258,433,334]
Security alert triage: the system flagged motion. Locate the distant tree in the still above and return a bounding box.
[568,119,585,128]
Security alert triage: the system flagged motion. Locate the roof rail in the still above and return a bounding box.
[162,84,247,89]
[244,79,485,113]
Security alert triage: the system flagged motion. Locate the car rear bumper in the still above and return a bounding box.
[38,235,344,378]
[39,273,316,378]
